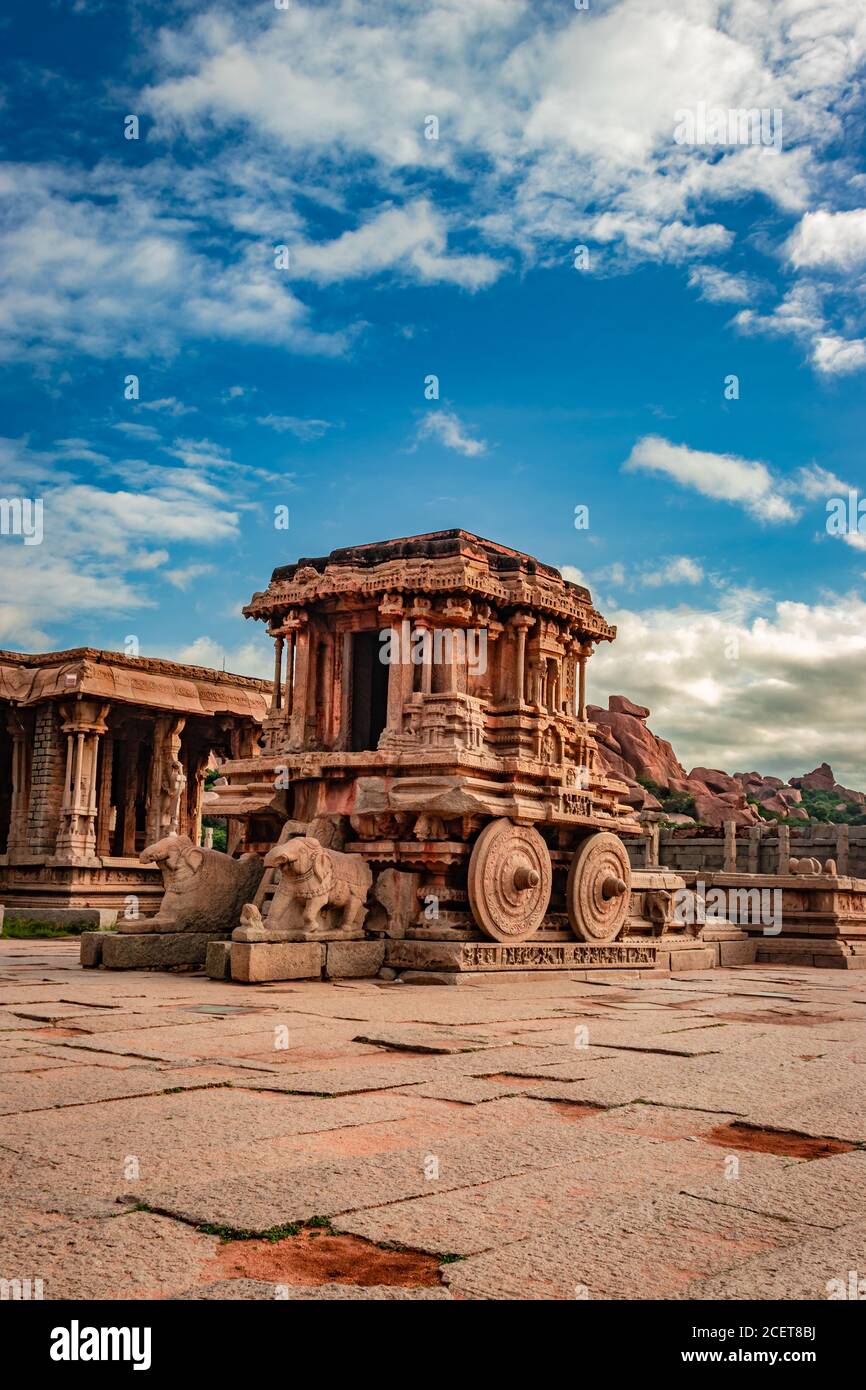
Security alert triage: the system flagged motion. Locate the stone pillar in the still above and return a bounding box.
[5,711,32,858]
[836,822,849,876]
[747,824,761,875]
[511,614,533,705]
[54,701,110,863]
[576,645,590,721]
[777,823,790,874]
[318,630,336,744]
[121,741,138,856]
[644,822,660,867]
[270,633,284,712]
[145,715,185,845]
[284,631,295,720]
[95,731,114,858]
[723,820,737,873]
[288,617,311,750]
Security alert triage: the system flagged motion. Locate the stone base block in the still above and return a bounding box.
[100,931,225,970]
[79,931,104,967]
[718,938,758,966]
[325,940,386,978]
[385,938,663,973]
[755,938,866,969]
[14,906,118,930]
[206,940,233,980]
[231,941,324,983]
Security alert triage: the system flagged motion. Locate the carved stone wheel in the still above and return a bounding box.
[467,817,552,942]
[567,831,631,942]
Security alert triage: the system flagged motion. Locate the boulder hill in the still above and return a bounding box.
[589,696,865,828]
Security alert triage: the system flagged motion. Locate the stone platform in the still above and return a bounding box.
[681,871,866,970]
[213,934,717,984]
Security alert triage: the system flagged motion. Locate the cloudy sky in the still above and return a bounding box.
[2,0,866,783]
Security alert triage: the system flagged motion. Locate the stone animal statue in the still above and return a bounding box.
[237,836,372,942]
[121,834,264,935]
[645,889,674,935]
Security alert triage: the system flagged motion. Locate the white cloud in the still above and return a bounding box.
[2,2,864,365]
[623,435,798,524]
[0,434,244,646]
[291,201,502,291]
[687,265,760,304]
[591,589,866,786]
[164,563,214,590]
[643,556,705,586]
[786,209,866,271]
[138,397,197,417]
[256,415,332,440]
[415,409,487,457]
[811,334,866,376]
[170,634,272,681]
[111,421,161,442]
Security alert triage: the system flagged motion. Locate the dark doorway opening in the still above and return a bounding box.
[350,631,389,751]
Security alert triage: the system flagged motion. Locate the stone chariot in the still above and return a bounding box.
[210,531,687,980]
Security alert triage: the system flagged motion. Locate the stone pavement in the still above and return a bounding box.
[1,939,864,1301]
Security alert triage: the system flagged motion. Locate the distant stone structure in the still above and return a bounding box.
[0,649,269,923]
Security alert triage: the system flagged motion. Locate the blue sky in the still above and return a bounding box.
[2,0,866,781]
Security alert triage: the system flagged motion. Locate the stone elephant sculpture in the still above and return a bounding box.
[237,835,372,942]
[120,834,264,935]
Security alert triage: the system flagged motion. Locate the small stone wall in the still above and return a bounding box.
[631,822,860,875]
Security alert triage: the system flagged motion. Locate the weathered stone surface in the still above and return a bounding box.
[102,931,222,970]
[325,940,385,978]
[180,1279,452,1300]
[718,938,757,966]
[79,931,105,967]
[678,1218,866,1300]
[231,941,324,983]
[4,939,865,1303]
[206,940,233,980]
[385,939,661,972]
[0,1209,216,1300]
[13,907,117,929]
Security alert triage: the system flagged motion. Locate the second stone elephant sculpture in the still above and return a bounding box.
[120,834,264,935]
[236,835,373,942]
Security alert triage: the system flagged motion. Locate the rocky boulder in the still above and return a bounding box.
[589,699,687,790]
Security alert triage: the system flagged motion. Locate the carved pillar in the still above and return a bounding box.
[270,633,284,712]
[95,731,114,857]
[576,644,590,721]
[54,700,110,863]
[380,597,408,738]
[284,631,295,720]
[288,615,311,750]
[644,822,659,867]
[510,613,534,705]
[318,629,336,745]
[145,715,185,844]
[5,711,32,858]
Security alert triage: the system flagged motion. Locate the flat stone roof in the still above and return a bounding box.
[0,648,270,720]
